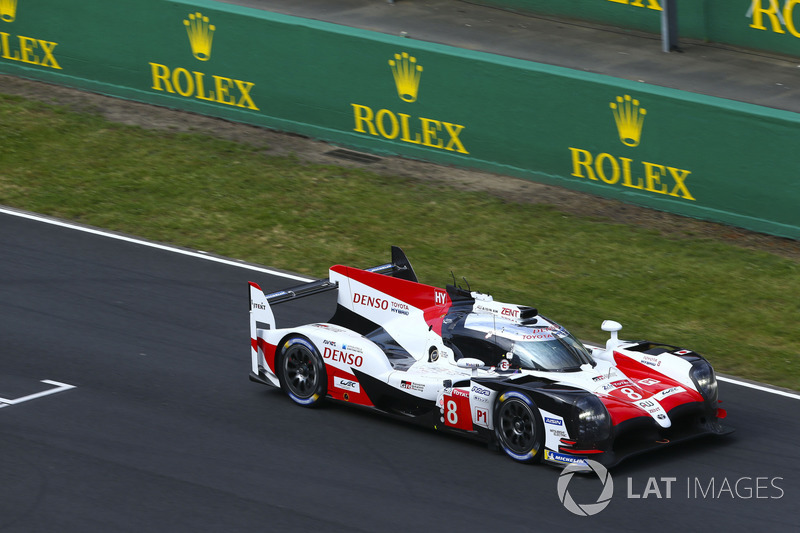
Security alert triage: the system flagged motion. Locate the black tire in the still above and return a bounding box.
[277,336,327,407]
[494,391,544,463]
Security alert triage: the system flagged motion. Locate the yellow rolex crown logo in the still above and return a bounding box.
[0,0,18,23]
[388,52,423,103]
[610,94,646,147]
[184,12,215,61]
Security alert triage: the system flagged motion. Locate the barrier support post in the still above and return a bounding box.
[661,0,680,52]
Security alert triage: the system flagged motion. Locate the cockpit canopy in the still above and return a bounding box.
[442,312,595,372]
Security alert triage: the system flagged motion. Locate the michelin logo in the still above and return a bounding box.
[546,450,587,465]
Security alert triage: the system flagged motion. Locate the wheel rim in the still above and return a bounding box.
[498,399,536,454]
[282,344,319,398]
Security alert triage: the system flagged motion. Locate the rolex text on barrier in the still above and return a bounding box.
[0,0,60,71]
[350,53,468,154]
[0,0,797,239]
[568,95,694,202]
[148,11,258,110]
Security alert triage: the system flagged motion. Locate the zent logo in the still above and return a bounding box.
[501,306,519,318]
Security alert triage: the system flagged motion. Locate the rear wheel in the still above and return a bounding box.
[278,337,327,407]
[494,391,544,463]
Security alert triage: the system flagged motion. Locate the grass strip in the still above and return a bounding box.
[2,94,798,390]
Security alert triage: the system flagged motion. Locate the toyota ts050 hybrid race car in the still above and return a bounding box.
[249,247,731,469]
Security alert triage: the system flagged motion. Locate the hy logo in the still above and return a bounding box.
[557,459,614,516]
[0,0,17,23]
[184,11,215,61]
[610,94,646,147]
[388,52,423,103]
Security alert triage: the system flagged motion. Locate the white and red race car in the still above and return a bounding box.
[249,247,731,468]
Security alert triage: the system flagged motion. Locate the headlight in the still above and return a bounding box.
[574,395,611,443]
[690,360,718,403]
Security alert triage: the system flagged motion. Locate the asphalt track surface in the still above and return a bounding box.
[1,209,799,532]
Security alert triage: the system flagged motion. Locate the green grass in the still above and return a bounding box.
[2,94,798,390]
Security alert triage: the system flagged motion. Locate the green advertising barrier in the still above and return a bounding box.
[475,1,800,58]
[0,0,798,239]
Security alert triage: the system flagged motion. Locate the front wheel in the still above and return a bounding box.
[494,391,544,463]
[278,337,327,407]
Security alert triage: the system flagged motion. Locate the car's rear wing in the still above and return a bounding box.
[249,246,417,376]
[258,245,418,306]
[262,278,339,305]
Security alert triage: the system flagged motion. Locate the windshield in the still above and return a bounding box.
[510,331,595,371]
[458,313,596,371]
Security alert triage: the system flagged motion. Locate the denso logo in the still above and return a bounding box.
[353,293,389,310]
[323,347,364,367]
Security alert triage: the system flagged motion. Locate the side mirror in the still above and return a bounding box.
[457,357,485,376]
[601,320,623,351]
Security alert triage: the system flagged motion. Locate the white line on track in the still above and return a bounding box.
[717,376,800,401]
[0,380,76,406]
[3,206,798,400]
[0,206,314,283]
